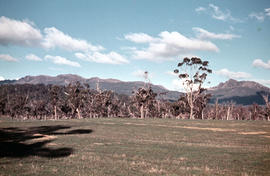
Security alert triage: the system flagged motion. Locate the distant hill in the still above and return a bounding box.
[208,79,270,105]
[1,75,270,105]
[0,79,16,85]
[13,74,181,101]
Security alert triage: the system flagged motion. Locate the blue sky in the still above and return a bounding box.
[0,0,270,91]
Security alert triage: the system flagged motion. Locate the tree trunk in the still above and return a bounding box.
[54,105,57,120]
[77,108,81,119]
[190,105,194,119]
[215,99,219,120]
[201,109,204,120]
[157,101,160,115]
[226,107,230,120]
[140,105,144,119]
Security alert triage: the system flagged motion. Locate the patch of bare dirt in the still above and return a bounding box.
[124,122,236,132]
[103,122,116,125]
[238,131,267,135]
[180,126,236,132]
[31,133,57,142]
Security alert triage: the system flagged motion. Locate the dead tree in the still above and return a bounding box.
[262,94,270,121]
[65,82,86,119]
[133,71,157,118]
[49,85,61,120]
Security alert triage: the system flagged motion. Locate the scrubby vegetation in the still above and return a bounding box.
[0,81,269,120]
[0,57,269,120]
[0,57,270,120]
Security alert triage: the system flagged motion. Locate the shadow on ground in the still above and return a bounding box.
[0,125,93,158]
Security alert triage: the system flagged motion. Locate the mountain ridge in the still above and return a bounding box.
[1,74,269,105]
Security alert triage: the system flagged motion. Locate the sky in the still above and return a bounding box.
[0,0,270,91]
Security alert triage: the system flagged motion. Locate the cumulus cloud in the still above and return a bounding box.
[42,27,103,52]
[124,33,156,43]
[0,16,129,65]
[125,31,218,61]
[0,54,18,62]
[252,59,270,69]
[0,76,4,81]
[75,51,129,64]
[25,54,42,61]
[172,79,184,91]
[192,27,241,40]
[216,68,251,79]
[171,79,202,92]
[0,16,42,46]
[45,55,80,67]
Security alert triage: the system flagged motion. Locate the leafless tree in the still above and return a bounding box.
[133,71,157,118]
[262,94,270,121]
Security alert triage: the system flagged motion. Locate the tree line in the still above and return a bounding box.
[0,57,269,120]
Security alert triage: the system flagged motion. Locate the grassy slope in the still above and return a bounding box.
[0,118,269,176]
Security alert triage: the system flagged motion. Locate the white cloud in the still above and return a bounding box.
[166,71,178,76]
[126,31,218,61]
[0,54,18,62]
[255,79,270,87]
[45,55,80,67]
[25,54,42,61]
[124,33,156,43]
[193,27,240,40]
[172,79,184,92]
[196,4,242,23]
[0,16,42,46]
[252,59,270,69]
[0,76,4,81]
[132,69,153,80]
[42,27,103,52]
[209,4,242,23]
[195,7,206,13]
[265,8,270,16]
[249,12,265,22]
[75,51,129,64]
[216,68,251,79]
[171,78,202,92]
[249,8,270,22]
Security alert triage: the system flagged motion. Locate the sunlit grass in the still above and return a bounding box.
[0,118,269,175]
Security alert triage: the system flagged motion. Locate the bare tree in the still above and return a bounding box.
[174,57,212,119]
[66,82,86,119]
[133,71,157,118]
[49,85,61,120]
[262,94,270,121]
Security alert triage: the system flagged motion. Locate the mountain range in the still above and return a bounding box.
[1,74,269,105]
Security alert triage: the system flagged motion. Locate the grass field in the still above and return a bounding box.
[0,118,270,176]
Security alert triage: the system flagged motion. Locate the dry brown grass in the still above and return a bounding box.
[31,133,57,142]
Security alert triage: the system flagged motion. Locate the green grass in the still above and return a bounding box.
[0,118,269,176]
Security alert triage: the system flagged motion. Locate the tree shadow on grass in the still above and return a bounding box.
[0,125,93,158]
